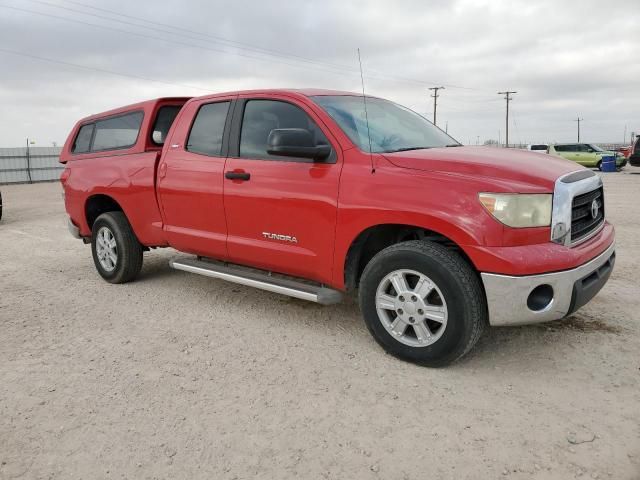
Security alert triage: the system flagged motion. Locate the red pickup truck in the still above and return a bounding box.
[60,89,615,366]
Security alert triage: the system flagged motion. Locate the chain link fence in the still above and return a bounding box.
[0,147,63,184]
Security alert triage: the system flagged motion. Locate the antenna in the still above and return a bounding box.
[357,48,375,174]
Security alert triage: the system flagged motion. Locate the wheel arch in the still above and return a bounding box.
[343,223,478,292]
[85,194,125,231]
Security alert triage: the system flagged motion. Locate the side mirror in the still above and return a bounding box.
[267,128,331,161]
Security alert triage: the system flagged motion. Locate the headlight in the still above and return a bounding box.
[479,193,552,228]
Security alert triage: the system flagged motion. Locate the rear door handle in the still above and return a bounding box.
[225,171,251,181]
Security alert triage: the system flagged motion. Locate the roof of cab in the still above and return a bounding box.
[76,90,360,123]
[184,88,364,103]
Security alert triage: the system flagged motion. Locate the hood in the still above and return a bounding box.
[382,146,582,191]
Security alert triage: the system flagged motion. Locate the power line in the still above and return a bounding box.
[428,86,444,125]
[24,0,353,75]
[0,4,359,79]
[0,47,214,92]
[497,91,517,147]
[8,0,492,92]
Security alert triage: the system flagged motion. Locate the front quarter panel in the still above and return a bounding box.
[332,152,508,289]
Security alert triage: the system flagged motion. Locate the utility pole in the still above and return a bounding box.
[429,86,444,126]
[497,91,516,147]
[573,116,583,142]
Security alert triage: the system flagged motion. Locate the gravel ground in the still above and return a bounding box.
[1,172,639,480]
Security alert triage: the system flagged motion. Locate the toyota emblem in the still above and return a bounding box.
[590,199,599,219]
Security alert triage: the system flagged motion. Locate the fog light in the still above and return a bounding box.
[527,284,554,311]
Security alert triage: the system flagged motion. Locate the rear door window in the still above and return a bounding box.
[151,105,182,145]
[92,111,144,151]
[186,102,231,157]
[72,124,94,153]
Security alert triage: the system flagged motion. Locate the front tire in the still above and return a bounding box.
[359,240,487,367]
[91,212,143,283]
[597,160,602,171]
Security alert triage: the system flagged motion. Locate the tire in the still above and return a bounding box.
[359,240,487,367]
[91,211,143,283]
[0,191,3,221]
[597,160,602,171]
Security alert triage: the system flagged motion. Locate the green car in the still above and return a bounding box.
[549,143,627,170]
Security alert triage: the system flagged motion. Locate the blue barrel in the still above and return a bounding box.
[601,155,616,172]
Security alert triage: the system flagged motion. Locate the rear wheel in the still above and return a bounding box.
[91,212,143,283]
[359,240,487,367]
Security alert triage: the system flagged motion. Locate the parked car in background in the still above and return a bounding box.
[527,144,548,153]
[629,137,640,167]
[549,143,627,170]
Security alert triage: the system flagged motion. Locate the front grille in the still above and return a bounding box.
[571,187,604,243]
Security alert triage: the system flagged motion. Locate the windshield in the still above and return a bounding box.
[312,95,459,153]
[588,144,605,152]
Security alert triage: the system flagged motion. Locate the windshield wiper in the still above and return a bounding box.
[445,143,462,147]
[384,146,432,153]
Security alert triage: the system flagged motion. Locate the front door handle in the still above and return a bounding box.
[225,171,251,181]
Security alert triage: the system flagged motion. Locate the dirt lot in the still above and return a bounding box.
[1,173,639,480]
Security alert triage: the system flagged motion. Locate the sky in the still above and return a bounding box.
[0,0,638,147]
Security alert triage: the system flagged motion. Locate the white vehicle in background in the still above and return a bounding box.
[527,144,549,153]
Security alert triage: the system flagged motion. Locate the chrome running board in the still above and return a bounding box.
[169,257,344,305]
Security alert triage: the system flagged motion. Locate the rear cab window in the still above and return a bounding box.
[151,106,182,145]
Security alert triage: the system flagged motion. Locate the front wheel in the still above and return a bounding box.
[359,240,487,367]
[91,211,143,283]
[597,160,602,171]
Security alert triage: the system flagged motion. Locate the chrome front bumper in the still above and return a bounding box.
[481,242,615,326]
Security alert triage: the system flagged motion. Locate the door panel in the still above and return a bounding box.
[156,98,234,259]
[223,97,342,284]
[224,158,340,283]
